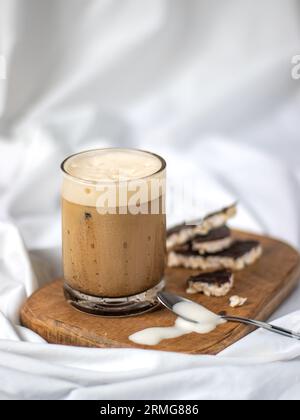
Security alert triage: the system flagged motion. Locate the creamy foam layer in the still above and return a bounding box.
[62,149,165,207]
[64,149,162,182]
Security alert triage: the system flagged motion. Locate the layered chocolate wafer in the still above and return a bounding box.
[186,269,234,297]
[167,203,237,250]
[192,226,233,254]
[168,240,262,270]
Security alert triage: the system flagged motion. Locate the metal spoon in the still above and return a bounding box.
[157,291,300,340]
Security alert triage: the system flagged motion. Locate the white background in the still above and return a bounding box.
[1,0,300,400]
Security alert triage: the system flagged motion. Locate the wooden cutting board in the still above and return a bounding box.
[21,230,300,355]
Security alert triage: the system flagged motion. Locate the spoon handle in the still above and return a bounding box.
[222,316,300,340]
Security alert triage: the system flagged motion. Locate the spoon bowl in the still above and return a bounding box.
[157,291,300,341]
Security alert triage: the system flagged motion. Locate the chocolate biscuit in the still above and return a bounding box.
[167,203,237,250]
[186,269,234,297]
[168,240,262,270]
[192,226,233,254]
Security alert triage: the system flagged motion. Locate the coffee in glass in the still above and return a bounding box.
[61,148,166,316]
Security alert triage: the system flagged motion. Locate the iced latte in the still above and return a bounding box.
[61,149,166,316]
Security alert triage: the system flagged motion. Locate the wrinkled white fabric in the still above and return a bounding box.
[0,0,300,400]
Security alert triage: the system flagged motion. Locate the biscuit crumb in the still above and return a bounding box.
[229,295,248,308]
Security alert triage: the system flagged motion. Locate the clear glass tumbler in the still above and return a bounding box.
[61,148,166,316]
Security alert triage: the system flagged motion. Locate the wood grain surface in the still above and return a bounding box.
[21,230,300,355]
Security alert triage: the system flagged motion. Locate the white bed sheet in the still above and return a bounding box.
[1,0,300,400]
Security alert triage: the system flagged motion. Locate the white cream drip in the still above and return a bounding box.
[129,300,225,346]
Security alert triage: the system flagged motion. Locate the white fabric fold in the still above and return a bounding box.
[1,311,300,400]
[1,0,300,400]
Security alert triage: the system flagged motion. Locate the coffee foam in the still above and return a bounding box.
[62,149,165,207]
